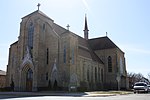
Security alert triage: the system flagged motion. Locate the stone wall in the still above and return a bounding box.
[94,48,128,90]
[77,56,104,91]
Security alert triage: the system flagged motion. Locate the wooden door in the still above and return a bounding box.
[26,68,33,91]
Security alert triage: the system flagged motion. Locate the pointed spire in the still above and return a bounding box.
[84,14,89,31]
[84,14,89,40]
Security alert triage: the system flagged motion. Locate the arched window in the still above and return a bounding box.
[108,56,112,72]
[28,22,34,49]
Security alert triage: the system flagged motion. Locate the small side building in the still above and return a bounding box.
[0,70,6,89]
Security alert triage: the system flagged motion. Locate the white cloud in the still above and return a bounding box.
[127,48,150,55]
[119,44,150,55]
[81,0,90,11]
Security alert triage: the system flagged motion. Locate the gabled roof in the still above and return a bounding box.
[78,36,104,64]
[89,36,118,50]
[0,70,6,75]
[22,10,53,21]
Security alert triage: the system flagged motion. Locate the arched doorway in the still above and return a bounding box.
[26,68,33,91]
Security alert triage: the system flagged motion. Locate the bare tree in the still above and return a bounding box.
[128,72,144,89]
[147,72,150,81]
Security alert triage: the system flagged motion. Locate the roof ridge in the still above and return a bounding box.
[90,36,108,40]
[22,10,53,21]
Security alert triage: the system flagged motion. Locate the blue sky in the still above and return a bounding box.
[0,0,150,77]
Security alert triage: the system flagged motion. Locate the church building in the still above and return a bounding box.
[6,7,128,91]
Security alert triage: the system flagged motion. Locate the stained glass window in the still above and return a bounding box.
[28,22,34,49]
[108,56,112,72]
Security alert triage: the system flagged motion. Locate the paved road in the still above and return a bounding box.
[1,94,150,100]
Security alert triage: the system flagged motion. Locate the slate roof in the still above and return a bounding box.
[53,23,67,35]
[78,36,104,64]
[89,36,118,50]
[0,70,6,75]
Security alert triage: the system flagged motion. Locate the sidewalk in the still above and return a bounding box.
[85,91,133,97]
[0,91,133,97]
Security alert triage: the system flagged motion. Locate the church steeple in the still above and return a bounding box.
[84,14,89,40]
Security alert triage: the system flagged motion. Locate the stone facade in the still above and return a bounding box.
[6,10,128,91]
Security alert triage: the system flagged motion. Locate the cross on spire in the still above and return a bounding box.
[66,24,70,31]
[37,3,41,11]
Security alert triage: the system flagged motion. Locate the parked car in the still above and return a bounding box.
[148,85,150,92]
[133,82,149,93]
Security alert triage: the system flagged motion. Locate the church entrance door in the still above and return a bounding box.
[26,68,33,91]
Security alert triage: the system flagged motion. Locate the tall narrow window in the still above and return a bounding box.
[11,74,13,81]
[101,69,103,82]
[46,72,48,80]
[120,57,123,74]
[46,48,49,64]
[43,23,46,32]
[95,67,97,82]
[87,69,90,82]
[108,56,112,72]
[83,63,85,80]
[98,67,100,82]
[63,45,66,63]
[12,55,14,68]
[28,22,34,49]
[72,48,74,64]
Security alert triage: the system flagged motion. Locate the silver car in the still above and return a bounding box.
[148,85,150,92]
[133,82,149,93]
